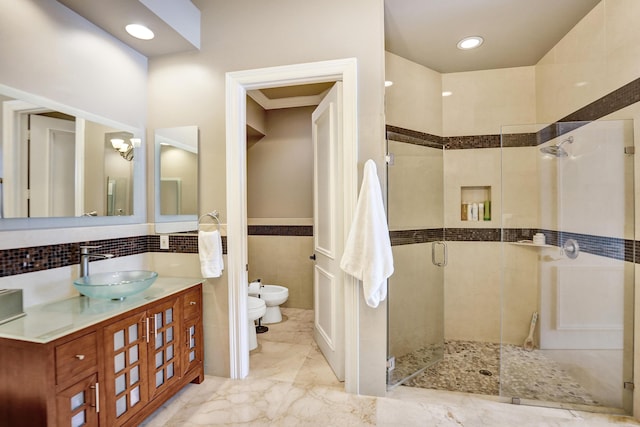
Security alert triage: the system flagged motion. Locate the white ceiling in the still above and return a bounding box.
[385,0,601,73]
[57,0,602,76]
[57,0,199,57]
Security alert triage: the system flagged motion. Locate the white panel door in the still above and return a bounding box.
[312,82,344,380]
[29,114,76,217]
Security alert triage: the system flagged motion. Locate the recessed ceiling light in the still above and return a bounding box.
[384,80,394,87]
[442,91,453,97]
[125,24,155,40]
[457,36,483,50]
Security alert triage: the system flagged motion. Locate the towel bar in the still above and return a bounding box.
[198,210,220,230]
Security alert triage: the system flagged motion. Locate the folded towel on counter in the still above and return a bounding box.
[198,230,224,278]
[340,159,394,308]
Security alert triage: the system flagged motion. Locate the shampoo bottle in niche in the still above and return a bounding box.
[484,200,491,221]
[467,203,473,222]
[478,203,484,222]
[461,202,468,221]
[471,203,478,221]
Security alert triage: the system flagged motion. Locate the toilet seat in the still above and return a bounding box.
[247,296,266,351]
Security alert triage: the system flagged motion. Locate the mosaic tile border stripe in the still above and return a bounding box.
[389,229,443,245]
[0,226,310,278]
[390,228,634,263]
[248,225,313,236]
[386,126,443,148]
[0,227,635,278]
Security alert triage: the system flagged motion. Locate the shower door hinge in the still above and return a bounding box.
[385,153,394,165]
[624,146,635,155]
[624,381,634,390]
[386,356,395,372]
[246,264,249,272]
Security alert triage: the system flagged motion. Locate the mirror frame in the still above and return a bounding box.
[0,84,146,230]
[154,126,198,233]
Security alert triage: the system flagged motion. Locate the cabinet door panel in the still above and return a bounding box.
[183,316,203,376]
[103,311,149,426]
[148,298,182,400]
[56,374,99,427]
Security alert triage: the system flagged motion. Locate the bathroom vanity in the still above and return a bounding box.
[0,277,204,427]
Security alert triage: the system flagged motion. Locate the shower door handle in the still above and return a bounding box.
[431,241,447,267]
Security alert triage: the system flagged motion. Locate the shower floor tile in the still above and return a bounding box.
[402,340,599,407]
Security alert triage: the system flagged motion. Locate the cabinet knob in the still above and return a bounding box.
[190,301,197,305]
[75,354,85,360]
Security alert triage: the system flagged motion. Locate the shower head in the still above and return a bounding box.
[540,136,573,157]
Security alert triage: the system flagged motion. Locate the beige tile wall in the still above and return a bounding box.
[501,146,540,229]
[536,0,640,124]
[384,51,442,136]
[443,242,501,343]
[442,66,537,136]
[387,140,443,230]
[388,243,444,358]
[248,235,314,309]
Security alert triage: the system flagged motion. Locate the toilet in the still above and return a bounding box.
[248,283,289,324]
[247,296,266,350]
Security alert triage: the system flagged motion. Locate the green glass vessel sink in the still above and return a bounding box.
[73,270,158,300]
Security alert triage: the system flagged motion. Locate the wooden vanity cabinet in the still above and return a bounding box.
[182,287,204,377]
[0,283,204,427]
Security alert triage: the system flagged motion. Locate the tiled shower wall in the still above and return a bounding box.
[387,68,640,259]
[387,72,639,345]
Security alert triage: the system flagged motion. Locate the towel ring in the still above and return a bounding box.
[198,210,221,231]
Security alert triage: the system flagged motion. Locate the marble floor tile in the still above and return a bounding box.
[293,343,343,389]
[249,340,311,383]
[142,308,640,426]
[257,309,315,346]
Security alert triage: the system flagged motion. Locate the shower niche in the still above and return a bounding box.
[460,186,491,222]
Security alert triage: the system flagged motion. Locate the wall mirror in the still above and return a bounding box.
[154,126,198,233]
[0,84,145,230]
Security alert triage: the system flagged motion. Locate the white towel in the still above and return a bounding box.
[198,230,224,278]
[340,159,394,308]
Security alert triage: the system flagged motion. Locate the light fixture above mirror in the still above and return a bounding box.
[110,136,141,161]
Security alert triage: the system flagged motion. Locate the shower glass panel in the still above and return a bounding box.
[386,138,445,388]
[500,119,634,414]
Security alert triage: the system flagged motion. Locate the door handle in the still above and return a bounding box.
[309,254,316,261]
[431,241,447,267]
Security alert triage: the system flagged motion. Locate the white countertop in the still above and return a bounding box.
[0,276,202,344]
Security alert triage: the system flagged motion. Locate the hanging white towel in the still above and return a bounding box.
[340,159,394,308]
[198,230,224,278]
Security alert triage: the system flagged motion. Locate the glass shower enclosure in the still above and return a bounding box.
[387,119,634,414]
[386,137,445,388]
[500,119,634,413]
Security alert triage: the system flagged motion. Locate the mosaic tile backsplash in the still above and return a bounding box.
[0,235,222,278]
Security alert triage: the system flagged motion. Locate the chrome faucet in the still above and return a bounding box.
[79,245,114,277]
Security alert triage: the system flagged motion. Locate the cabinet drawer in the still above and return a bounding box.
[55,332,97,386]
[183,287,201,319]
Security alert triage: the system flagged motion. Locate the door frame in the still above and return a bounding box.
[225,58,359,391]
